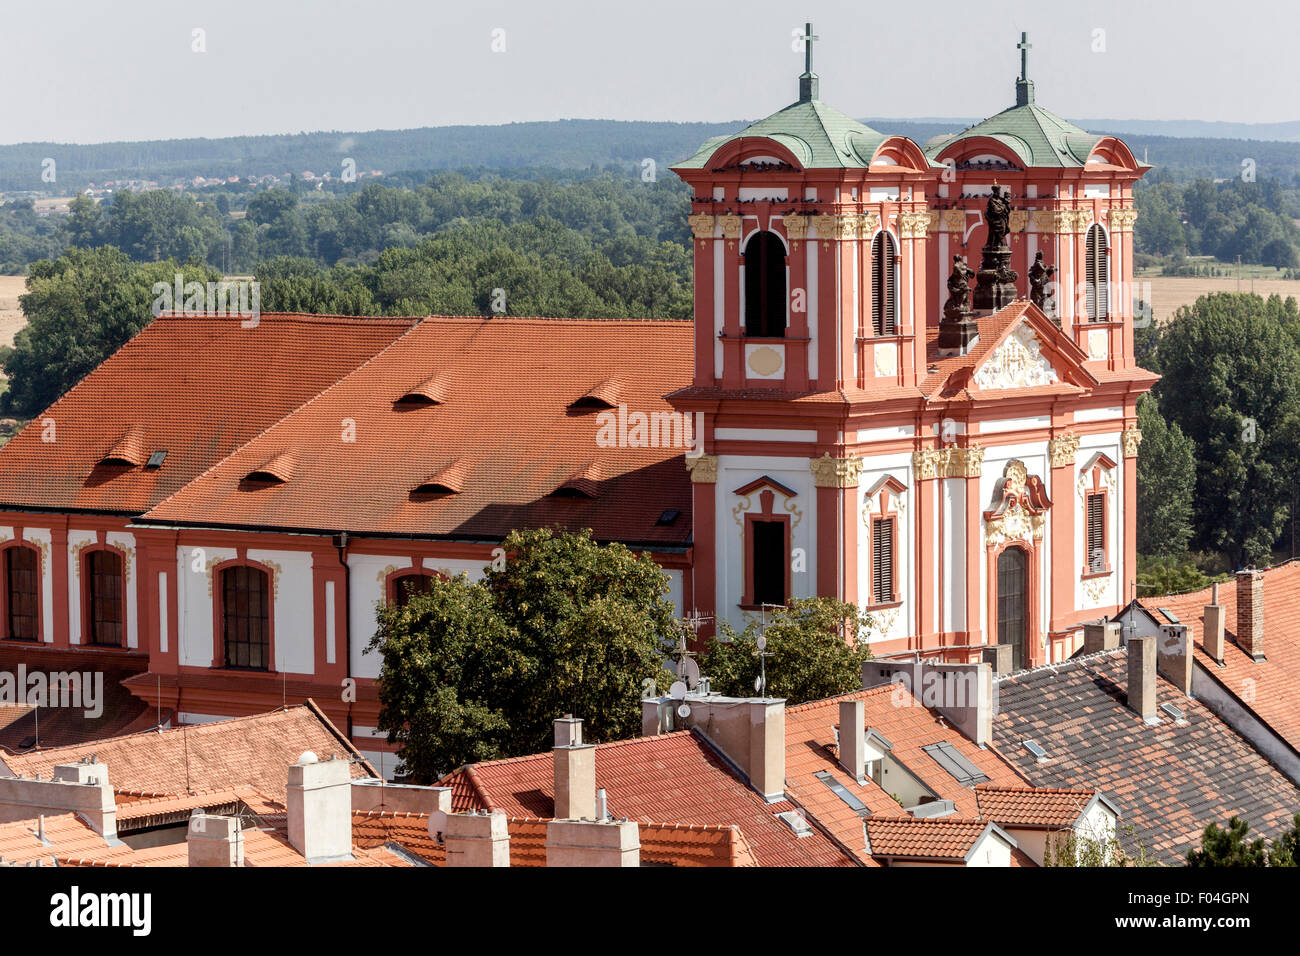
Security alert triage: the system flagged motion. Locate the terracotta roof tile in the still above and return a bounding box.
[0,313,416,514]
[140,316,694,545]
[864,817,991,861]
[1139,561,1300,754]
[974,784,1098,828]
[438,730,853,867]
[0,702,374,800]
[992,649,1300,863]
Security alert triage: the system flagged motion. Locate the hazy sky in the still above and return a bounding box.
[2,0,1295,144]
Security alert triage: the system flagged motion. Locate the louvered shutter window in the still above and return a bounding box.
[1086,225,1109,322]
[871,232,897,336]
[1087,493,1106,571]
[872,518,894,604]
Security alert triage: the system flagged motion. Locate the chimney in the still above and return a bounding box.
[1203,582,1225,664]
[640,694,786,802]
[287,752,353,863]
[546,818,640,867]
[351,779,452,815]
[0,760,116,839]
[838,699,865,784]
[1156,624,1193,697]
[1083,620,1121,655]
[187,812,244,867]
[1126,634,1157,723]
[553,715,596,820]
[1236,569,1266,661]
[444,810,510,867]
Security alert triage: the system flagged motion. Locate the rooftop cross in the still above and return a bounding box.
[798,22,820,103]
[1014,32,1035,107]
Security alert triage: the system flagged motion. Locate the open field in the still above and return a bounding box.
[1143,275,1300,322]
[0,274,25,349]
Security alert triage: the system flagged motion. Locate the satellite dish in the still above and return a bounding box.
[680,657,700,689]
[677,703,691,719]
[756,635,767,651]
[668,680,688,700]
[428,810,447,844]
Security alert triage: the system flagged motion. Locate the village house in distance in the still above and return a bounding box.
[0,29,1153,767]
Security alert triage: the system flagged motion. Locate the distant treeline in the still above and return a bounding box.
[4,117,1300,194]
[1134,175,1300,267]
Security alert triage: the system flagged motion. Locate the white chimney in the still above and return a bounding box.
[188,812,244,867]
[287,752,353,863]
[838,699,865,784]
[553,716,596,820]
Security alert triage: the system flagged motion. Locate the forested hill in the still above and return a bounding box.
[4,117,1300,192]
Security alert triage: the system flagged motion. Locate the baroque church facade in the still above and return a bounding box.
[0,31,1152,765]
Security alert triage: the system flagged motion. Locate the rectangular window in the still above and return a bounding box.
[871,517,895,605]
[1086,493,1106,572]
[5,546,38,641]
[87,550,124,647]
[223,565,270,670]
[750,520,786,607]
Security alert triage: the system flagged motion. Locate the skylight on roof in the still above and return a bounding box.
[921,742,989,787]
[1160,702,1186,722]
[1023,739,1049,760]
[145,450,168,470]
[1158,607,1180,624]
[813,770,869,815]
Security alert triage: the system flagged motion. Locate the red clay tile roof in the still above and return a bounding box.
[864,816,994,861]
[1139,561,1300,756]
[0,812,117,865]
[139,316,694,545]
[439,729,854,867]
[0,701,374,800]
[974,784,1098,828]
[0,645,155,752]
[992,649,1300,864]
[350,810,758,867]
[782,684,1029,864]
[0,313,416,515]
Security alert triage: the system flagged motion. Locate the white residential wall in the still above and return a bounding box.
[247,549,314,674]
[942,478,965,633]
[177,545,236,666]
[967,832,1014,867]
[664,569,684,618]
[347,554,490,678]
[714,455,817,633]
[857,451,914,647]
[1075,431,1123,612]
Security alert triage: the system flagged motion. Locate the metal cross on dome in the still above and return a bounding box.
[1017,32,1031,82]
[801,22,819,76]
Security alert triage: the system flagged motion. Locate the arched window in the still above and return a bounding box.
[871,232,898,335]
[3,544,39,641]
[1085,224,1109,322]
[997,546,1028,671]
[221,564,270,670]
[743,231,787,338]
[392,572,436,607]
[86,549,124,647]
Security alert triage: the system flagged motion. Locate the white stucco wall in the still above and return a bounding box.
[979,440,1050,651]
[1075,430,1124,613]
[713,454,817,633]
[247,549,314,675]
[857,451,914,648]
[177,545,236,666]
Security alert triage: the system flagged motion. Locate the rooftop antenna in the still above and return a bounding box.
[674,610,710,689]
[753,604,779,697]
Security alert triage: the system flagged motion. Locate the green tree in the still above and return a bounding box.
[0,247,222,417]
[1270,813,1300,866]
[1136,393,1196,557]
[700,598,872,705]
[1187,815,1270,866]
[367,528,676,781]
[1153,293,1300,566]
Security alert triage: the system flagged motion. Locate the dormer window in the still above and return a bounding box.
[411,459,468,498]
[568,378,621,411]
[743,231,787,338]
[552,461,601,498]
[98,425,146,468]
[395,373,449,408]
[244,451,296,485]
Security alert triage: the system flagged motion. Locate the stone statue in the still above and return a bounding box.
[944,255,976,320]
[985,183,1012,250]
[1028,251,1057,319]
